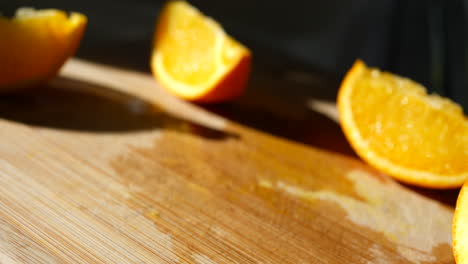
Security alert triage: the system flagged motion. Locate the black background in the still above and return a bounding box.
[2,0,468,108]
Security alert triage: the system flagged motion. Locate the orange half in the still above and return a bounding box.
[0,8,87,90]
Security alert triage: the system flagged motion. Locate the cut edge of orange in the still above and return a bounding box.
[338,59,468,189]
[150,1,251,103]
[45,10,88,82]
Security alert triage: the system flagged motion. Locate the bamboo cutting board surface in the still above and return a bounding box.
[0,59,457,263]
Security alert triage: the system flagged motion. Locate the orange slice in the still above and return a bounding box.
[452,181,468,264]
[338,59,468,188]
[150,1,251,103]
[454,182,468,263]
[0,7,87,91]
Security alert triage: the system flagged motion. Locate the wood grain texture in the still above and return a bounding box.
[0,59,456,263]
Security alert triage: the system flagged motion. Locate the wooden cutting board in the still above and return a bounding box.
[0,59,456,264]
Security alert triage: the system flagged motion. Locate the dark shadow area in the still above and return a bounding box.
[202,59,356,157]
[0,77,236,140]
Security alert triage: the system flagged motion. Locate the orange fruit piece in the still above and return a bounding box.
[0,8,87,91]
[454,182,468,264]
[150,1,251,103]
[338,59,468,188]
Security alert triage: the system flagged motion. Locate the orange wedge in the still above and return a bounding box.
[338,60,468,188]
[0,7,87,91]
[454,182,468,263]
[150,1,251,103]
